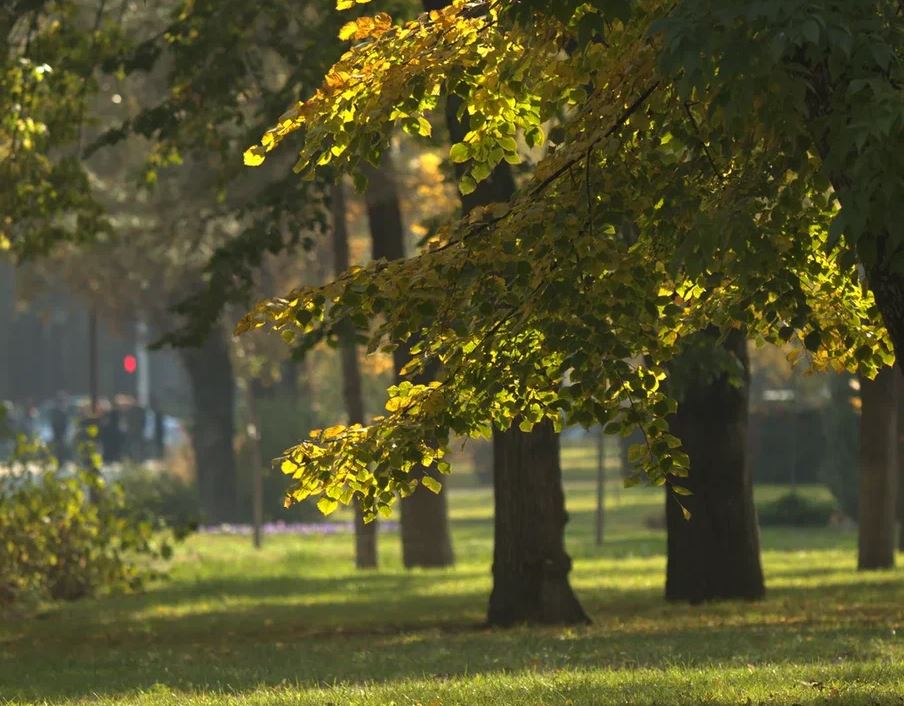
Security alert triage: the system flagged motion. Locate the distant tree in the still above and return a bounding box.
[1,1,114,259]
[331,181,378,568]
[364,155,455,569]
[821,372,860,520]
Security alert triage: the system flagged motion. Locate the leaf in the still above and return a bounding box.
[338,21,358,41]
[416,116,432,137]
[421,475,442,494]
[803,330,821,352]
[317,497,339,515]
[450,143,470,163]
[459,175,477,195]
[336,0,371,9]
[671,484,692,496]
[322,425,346,440]
[243,145,266,167]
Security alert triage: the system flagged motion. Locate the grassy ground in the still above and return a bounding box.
[2,444,903,705]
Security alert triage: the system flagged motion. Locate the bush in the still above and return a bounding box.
[236,394,322,523]
[115,463,200,539]
[820,373,859,519]
[0,435,172,608]
[757,492,837,527]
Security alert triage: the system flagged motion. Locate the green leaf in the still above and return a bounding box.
[420,475,442,494]
[803,330,821,352]
[450,143,471,163]
[317,497,339,516]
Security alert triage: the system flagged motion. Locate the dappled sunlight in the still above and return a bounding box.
[3,478,903,704]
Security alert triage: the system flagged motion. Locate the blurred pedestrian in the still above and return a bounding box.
[50,392,70,464]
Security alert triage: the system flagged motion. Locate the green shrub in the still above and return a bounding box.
[0,435,172,609]
[237,394,322,523]
[115,463,200,539]
[757,492,837,527]
[820,373,859,519]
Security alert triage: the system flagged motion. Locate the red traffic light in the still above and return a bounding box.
[123,354,138,374]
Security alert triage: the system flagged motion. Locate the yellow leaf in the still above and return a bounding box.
[243,145,266,167]
[322,425,346,440]
[317,497,339,515]
[338,20,358,41]
[337,0,370,9]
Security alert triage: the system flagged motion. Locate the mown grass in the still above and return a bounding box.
[1,444,902,705]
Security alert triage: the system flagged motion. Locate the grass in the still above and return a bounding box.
[2,443,903,705]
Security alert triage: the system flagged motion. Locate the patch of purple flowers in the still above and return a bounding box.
[199,520,400,536]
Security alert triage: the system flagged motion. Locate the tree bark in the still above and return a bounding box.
[180,326,240,524]
[488,420,590,626]
[364,155,455,569]
[332,181,378,569]
[896,371,904,552]
[433,50,587,620]
[666,330,765,603]
[857,367,898,570]
[898,371,904,552]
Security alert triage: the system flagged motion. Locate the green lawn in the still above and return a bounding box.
[2,445,903,705]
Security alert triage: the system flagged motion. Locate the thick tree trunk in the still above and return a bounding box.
[332,182,378,569]
[365,156,455,569]
[432,45,586,620]
[180,326,239,524]
[488,420,589,626]
[857,367,898,570]
[666,330,764,603]
[897,371,904,552]
[864,255,904,365]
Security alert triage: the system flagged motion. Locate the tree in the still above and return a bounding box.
[431,19,587,619]
[858,366,898,570]
[239,1,896,570]
[666,330,764,602]
[898,372,904,551]
[489,420,588,625]
[181,325,240,523]
[1,1,112,260]
[364,156,455,569]
[332,180,378,568]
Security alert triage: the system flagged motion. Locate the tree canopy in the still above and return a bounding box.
[236,0,901,520]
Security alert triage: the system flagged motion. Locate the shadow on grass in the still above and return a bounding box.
[2,566,901,702]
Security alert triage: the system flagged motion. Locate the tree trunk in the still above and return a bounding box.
[488,420,589,626]
[898,371,904,552]
[180,326,239,524]
[857,367,898,570]
[364,155,455,569]
[666,330,764,603]
[332,181,378,569]
[431,34,586,621]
